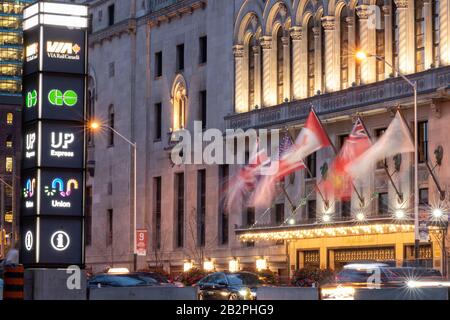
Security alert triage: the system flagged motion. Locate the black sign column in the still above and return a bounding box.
[20,2,88,268]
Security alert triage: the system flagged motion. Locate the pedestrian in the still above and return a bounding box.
[3,242,19,267]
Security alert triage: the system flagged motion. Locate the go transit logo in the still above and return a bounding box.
[48,89,78,107]
[26,90,38,108]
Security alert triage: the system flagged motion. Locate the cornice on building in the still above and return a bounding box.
[88,0,206,46]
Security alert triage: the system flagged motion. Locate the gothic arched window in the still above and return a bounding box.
[376,0,386,80]
[307,17,315,97]
[340,7,349,89]
[415,0,425,72]
[276,27,284,104]
[248,35,256,109]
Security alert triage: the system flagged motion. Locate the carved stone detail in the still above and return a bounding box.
[321,16,335,30]
[233,45,244,58]
[290,26,302,41]
[260,36,272,50]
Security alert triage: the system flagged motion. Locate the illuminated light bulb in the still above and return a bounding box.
[256,258,267,271]
[288,218,296,225]
[229,259,239,273]
[355,50,368,61]
[323,215,331,223]
[90,121,100,130]
[203,260,215,272]
[356,212,366,221]
[183,261,193,272]
[432,208,444,219]
[395,209,406,220]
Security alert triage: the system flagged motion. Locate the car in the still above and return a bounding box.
[0,278,3,300]
[88,272,177,288]
[195,271,263,300]
[321,264,443,299]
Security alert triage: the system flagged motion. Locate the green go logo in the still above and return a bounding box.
[26,90,38,108]
[48,89,78,107]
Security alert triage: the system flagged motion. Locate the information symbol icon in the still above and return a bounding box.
[25,231,33,251]
[50,231,70,251]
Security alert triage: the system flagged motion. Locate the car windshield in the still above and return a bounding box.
[336,269,375,283]
[227,273,261,286]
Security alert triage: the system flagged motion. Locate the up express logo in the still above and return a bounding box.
[48,89,78,107]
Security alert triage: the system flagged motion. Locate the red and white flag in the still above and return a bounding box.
[276,109,330,180]
[346,111,414,180]
[320,118,372,199]
[225,147,270,207]
[250,109,330,208]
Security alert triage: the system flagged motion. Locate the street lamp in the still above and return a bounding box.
[356,50,420,261]
[89,120,138,271]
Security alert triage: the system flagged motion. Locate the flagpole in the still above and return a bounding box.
[311,107,365,207]
[358,116,405,204]
[285,130,329,209]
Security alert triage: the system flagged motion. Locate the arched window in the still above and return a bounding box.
[415,0,425,72]
[376,0,386,80]
[6,112,13,125]
[276,27,284,104]
[172,81,187,131]
[248,35,256,109]
[108,105,114,146]
[307,17,315,97]
[433,0,440,65]
[393,1,399,74]
[340,7,349,89]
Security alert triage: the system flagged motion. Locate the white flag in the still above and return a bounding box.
[346,112,414,179]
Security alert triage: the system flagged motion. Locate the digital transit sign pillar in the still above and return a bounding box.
[20,2,88,268]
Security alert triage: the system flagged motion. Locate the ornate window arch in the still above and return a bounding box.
[340,5,350,89]
[306,15,316,97]
[171,74,188,131]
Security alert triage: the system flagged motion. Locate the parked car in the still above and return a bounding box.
[195,271,263,300]
[88,272,178,288]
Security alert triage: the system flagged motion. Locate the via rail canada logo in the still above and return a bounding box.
[26,90,38,108]
[45,178,79,208]
[48,89,78,107]
[47,41,81,60]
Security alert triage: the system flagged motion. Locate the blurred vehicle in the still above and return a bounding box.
[321,262,443,300]
[88,272,179,288]
[195,271,263,300]
[0,278,3,300]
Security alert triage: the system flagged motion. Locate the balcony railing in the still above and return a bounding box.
[149,0,181,12]
[226,66,450,130]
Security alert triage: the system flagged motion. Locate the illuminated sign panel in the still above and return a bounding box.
[23,122,84,169]
[21,2,87,268]
[43,26,86,74]
[23,26,86,76]
[20,216,83,266]
[21,170,38,217]
[41,123,84,168]
[23,74,85,123]
[40,170,83,216]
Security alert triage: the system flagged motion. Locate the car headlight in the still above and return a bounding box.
[238,289,249,297]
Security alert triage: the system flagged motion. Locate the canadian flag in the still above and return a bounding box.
[319,118,372,199]
[277,109,330,180]
[250,109,330,208]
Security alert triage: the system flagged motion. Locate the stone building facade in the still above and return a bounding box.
[86,0,450,276]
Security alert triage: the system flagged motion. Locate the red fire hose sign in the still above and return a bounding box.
[136,229,148,256]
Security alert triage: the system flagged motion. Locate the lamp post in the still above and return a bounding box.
[90,121,138,271]
[0,175,13,259]
[356,51,420,261]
